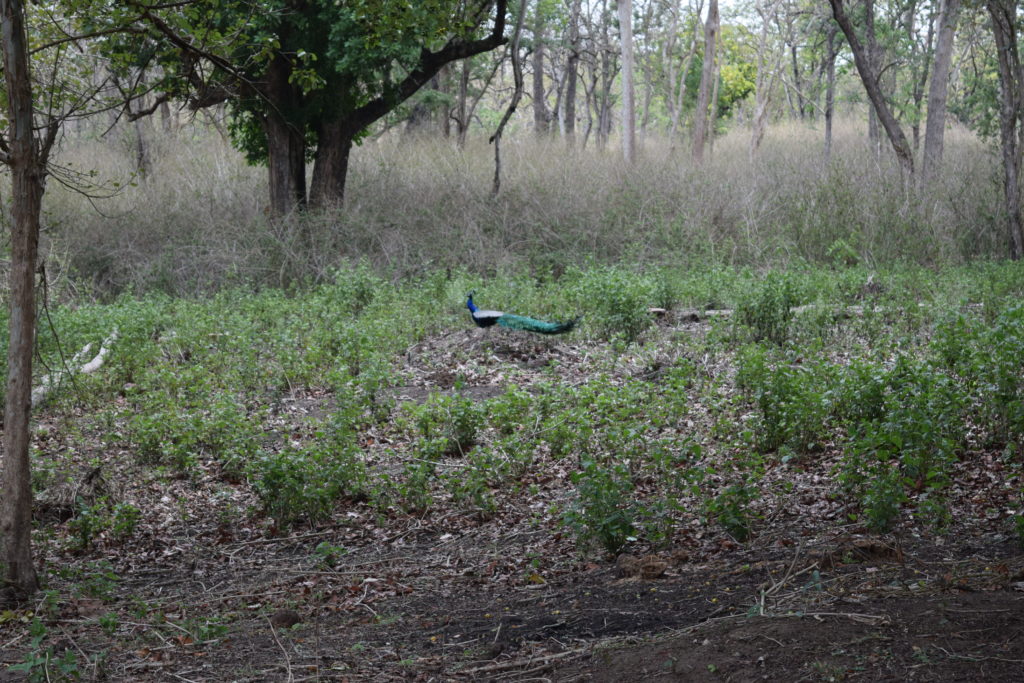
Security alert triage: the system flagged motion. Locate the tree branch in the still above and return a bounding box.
[828,0,914,176]
[348,0,509,133]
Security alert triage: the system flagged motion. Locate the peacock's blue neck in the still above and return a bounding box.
[466,295,478,313]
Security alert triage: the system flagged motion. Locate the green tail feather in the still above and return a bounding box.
[497,313,579,335]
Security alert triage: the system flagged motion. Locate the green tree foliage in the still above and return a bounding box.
[96,0,509,214]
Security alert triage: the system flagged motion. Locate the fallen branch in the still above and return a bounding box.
[456,647,588,676]
[666,301,984,323]
[32,329,118,407]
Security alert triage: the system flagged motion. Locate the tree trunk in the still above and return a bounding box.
[134,115,151,179]
[864,0,881,158]
[750,0,785,160]
[491,0,527,195]
[790,43,805,119]
[708,42,721,156]
[438,64,452,138]
[565,0,582,145]
[824,21,839,163]
[532,4,549,136]
[693,0,719,164]
[617,0,636,164]
[264,54,306,214]
[908,4,934,154]
[636,0,658,142]
[922,0,962,184]
[829,0,914,177]
[668,0,702,141]
[309,122,354,210]
[457,58,471,146]
[1,0,46,600]
[159,98,174,134]
[987,0,1024,260]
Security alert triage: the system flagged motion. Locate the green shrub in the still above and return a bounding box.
[411,392,485,457]
[839,356,966,529]
[444,456,498,519]
[736,272,799,345]
[704,481,758,541]
[562,459,637,554]
[567,265,654,343]
[249,423,366,527]
[487,385,534,436]
[975,305,1024,444]
[860,465,905,533]
[736,346,831,453]
[128,391,259,474]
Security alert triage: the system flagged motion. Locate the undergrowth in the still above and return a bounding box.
[14,259,1024,555]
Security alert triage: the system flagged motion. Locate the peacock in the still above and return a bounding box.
[466,291,579,335]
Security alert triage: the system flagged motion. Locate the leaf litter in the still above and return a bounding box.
[2,316,1024,681]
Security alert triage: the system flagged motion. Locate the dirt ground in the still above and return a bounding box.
[3,326,1024,681]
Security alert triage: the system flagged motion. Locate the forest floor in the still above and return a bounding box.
[3,316,1024,682]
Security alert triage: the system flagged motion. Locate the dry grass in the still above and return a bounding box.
[40,115,1003,296]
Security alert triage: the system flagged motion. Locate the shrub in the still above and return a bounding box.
[736,346,831,454]
[704,481,758,541]
[567,265,654,343]
[411,392,485,457]
[249,422,366,527]
[562,459,637,554]
[736,271,799,345]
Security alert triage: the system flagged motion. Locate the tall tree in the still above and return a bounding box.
[0,0,57,601]
[922,0,962,183]
[828,0,915,176]
[986,0,1024,259]
[750,0,785,160]
[666,0,703,141]
[824,19,840,162]
[693,0,718,163]
[564,0,582,145]
[618,0,637,163]
[127,0,509,215]
[533,0,551,135]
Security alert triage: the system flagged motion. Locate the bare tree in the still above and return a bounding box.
[921,0,962,183]
[593,0,619,149]
[618,0,636,163]
[750,0,786,160]
[491,0,528,195]
[692,0,718,163]
[667,0,703,141]
[828,0,914,176]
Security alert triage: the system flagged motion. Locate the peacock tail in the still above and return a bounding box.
[496,313,579,335]
[467,291,579,335]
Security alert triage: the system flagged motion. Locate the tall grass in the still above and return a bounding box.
[39,116,1003,297]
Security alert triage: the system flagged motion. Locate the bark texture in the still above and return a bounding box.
[263,54,307,215]
[987,0,1024,260]
[828,0,914,176]
[692,0,719,163]
[1,0,47,600]
[921,0,961,183]
[564,0,582,145]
